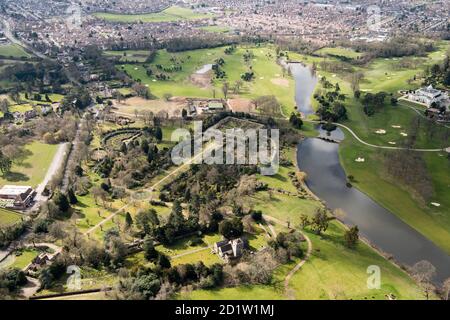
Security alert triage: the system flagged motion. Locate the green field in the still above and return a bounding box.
[180,223,425,300]
[199,26,231,33]
[339,135,450,254]
[93,6,213,23]
[0,141,58,188]
[0,44,30,58]
[0,208,22,228]
[315,47,363,59]
[104,50,152,63]
[118,45,295,114]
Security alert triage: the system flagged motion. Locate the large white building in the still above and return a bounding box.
[408,85,448,107]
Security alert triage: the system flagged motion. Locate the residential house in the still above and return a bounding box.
[213,238,244,262]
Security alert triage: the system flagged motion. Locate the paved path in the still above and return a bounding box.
[303,120,445,152]
[35,143,70,203]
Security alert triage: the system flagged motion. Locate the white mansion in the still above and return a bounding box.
[407,85,449,107]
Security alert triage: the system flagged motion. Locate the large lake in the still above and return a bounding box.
[291,65,450,283]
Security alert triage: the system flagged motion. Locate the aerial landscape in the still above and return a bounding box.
[0,0,449,305]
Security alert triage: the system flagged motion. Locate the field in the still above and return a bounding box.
[93,6,213,23]
[0,44,30,58]
[316,47,363,59]
[0,141,59,188]
[0,248,38,271]
[104,50,152,63]
[118,45,296,115]
[0,208,22,228]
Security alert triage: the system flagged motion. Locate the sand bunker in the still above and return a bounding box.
[271,78,289,87]
[228,98,255,113]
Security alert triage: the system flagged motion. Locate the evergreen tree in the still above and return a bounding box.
[344,226,359,248]
[67,188,78,205]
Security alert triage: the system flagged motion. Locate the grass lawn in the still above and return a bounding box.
[339,135,450,254]
[93,6,213,23]
[199,26,231,33]
[179,221,424,300]
[0,141,58,188]
[0,208,22,228]
[118,45,296,115]
[104,50,151,63]
[10,248,39,270]
[315,47,362,59]
[0,44,30,58]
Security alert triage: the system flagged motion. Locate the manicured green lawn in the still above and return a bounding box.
[0,44,30,58]
[0,208,22,228]
[10,248,38,270]
[339,135,450,254]
[179,221,424,300]
[118,45,296,115]
[0,141,58,188]
[199,26,231,33]
[93,6,213,23]
[315,47,362,59]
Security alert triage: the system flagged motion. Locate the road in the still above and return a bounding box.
[0,17,49,60]
[35,143,70,203]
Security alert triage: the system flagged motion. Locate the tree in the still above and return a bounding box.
[154,127,163,142]
[132,273,161,299]
[311,208,329,235]
[54,193,70,213]
[289,113,303,129]
[411,260,436,300]
[143,236,158,261]
[222,82,229,99]
[181,109,188,119]
[157,254,171,269]
[67,188,78,205]
[219,218,243,239]
[344,226,359,248]
[0,151,12,176]
[125,212,133,229]
[299,214,310,229]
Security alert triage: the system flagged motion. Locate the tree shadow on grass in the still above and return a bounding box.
[2,172,29,182]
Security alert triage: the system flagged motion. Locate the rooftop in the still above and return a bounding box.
[0,185,33,196]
